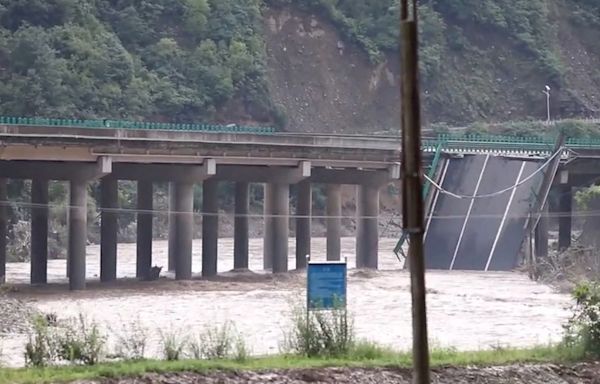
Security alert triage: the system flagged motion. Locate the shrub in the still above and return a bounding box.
[282,300,354,358]
[563,281,600,357]
[24,315,57,367]
[188,322,247,360]
[159,329,186,361]
[112,318,148,360]
[56,314,106,365]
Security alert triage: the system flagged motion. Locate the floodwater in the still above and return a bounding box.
[0,238,572,367]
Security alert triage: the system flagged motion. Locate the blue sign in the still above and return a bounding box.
[307,261,347,309]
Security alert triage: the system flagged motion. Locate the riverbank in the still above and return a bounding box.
[0,346,596,384]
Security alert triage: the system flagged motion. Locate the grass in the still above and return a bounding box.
[0,344,587,384]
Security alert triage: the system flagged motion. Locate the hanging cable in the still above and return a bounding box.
[423,148,564,200]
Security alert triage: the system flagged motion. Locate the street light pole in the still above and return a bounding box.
[543,85,551,124]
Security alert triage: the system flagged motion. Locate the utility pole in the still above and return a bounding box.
[400,1,430,383]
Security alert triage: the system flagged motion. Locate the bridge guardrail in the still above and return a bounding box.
[0,116,276,135]
[423,134,600,153]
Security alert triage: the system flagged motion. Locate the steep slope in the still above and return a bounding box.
[263,1,600,132]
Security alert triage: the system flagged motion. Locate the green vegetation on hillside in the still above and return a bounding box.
[0,0,276,124]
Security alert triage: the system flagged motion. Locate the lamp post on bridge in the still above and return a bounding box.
[543,85,551,124]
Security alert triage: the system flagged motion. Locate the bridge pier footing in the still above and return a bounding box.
[558,185,572,251]
[100,178,118,282]
[0,179,6,284]
[68,179,87,290]
[326,184,342,261]
[31,179,48,284]
[174,181,194,280]
[202,179,218,277]
[234,182,249,270]
[295,181,311,269]
[356,184,379,269]
[136,181,153,280]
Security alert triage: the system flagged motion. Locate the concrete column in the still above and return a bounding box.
[168,182,176,272]
[535,208,549,259]
[174,182,194,280]
[558,185,572,251]
[295,181,311,269]
[202,179,218,277]
[234,182,249,270]
[0,179,7,284]
[100,178,118,282]
[267,183,289,273]
[68,179,87,290]
[136,180,153,280]
[326,184,342,261]
[263,184,274,270]
[31,179,48,284]
[356,184,379,269]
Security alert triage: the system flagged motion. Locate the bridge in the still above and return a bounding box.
[0,117,401,290]
[0,117,599,289]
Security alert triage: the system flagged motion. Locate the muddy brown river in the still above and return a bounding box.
[0,238,572,367]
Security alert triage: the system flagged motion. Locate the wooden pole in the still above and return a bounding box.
[400,1,431,383]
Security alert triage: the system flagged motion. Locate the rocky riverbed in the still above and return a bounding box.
[71,363,600,383]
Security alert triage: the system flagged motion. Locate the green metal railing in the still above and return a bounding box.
[423,133,600,151]
[0,116,275,134]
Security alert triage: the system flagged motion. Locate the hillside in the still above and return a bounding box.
[0,1,599,132]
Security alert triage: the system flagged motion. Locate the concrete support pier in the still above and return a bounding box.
[168,182,176,272]
[31,179,48,284]
[100,178,118,282]
[174,182,194,280]
[136,181,153,279]
[68,179,87,290]
[295,181,311,269]
[535,209,549,259]
[265,183,289,273]
[263,184,273,270]
[326,184,342,261]
[0,179,6,284]
[234,182,249,270]
[558,185,572,251]
[356,185,379,269]
[202,179,218,277]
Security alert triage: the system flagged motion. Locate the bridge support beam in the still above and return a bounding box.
[295,181,311,269]
[31,179,48,285]
[558,185,572,251]
[326,184,342,261]
[68,179,87,290]
[234,182,249,270]
[264,183,289,273]
[0,179,7,284]
[136,180,153,280]
[100,178,118,282]
[174,182,194,280]
[168,182,176,272]
[535,208,549,259]
[202,179,218,277]
[356,184,379,269]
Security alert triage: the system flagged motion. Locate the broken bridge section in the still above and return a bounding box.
[424,154,544,271]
